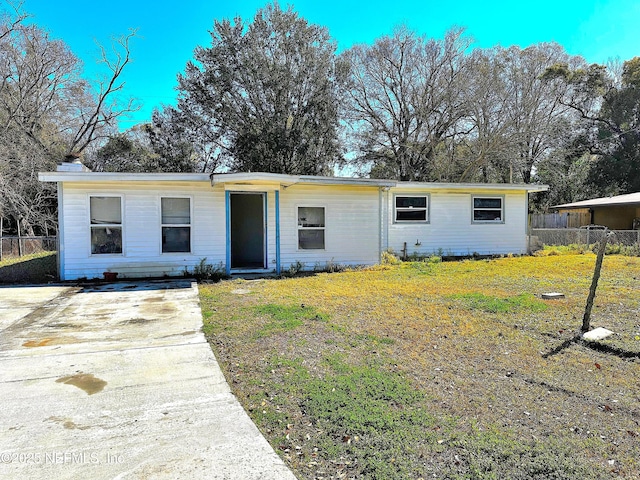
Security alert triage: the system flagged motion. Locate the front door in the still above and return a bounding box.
[230,193,265,268]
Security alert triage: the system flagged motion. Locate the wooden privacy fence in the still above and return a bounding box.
[530,212,591,228]
[0,236,57,260]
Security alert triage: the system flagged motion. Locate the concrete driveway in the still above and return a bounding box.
[0,280,297,480]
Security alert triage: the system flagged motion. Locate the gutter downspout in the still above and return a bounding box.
[378,187,382,262]
[57,183,65,280]
[385,188,390,253]
[225,190,231,276]
[526,192,531,254]
[379,186,390,261]
[275,190,281,275]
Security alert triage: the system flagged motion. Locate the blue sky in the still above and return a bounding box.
[18,0,640,129]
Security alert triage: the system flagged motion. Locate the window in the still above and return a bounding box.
[395,195,428,222]
[162,197,191,253]
[472,196,504,223]
[90,196,122,254]
[298,206,325,249]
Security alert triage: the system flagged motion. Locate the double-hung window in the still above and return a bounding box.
[90,196,122,254]
[161,197,191,253]
[395,195,429,222]
[472,196,504,223]
[298,206,325,250]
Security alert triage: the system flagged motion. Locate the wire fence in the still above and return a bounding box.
[0,236,57,259]
[530,228,640,248]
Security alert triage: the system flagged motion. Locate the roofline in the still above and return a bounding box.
[395,181,548,193]
[38,172,211,182]
[38,171,548,192]
[210,172,397,187]
[555,201,640,209]
[553,192,640,209]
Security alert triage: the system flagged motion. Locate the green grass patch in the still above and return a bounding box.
[449,292,548,313]
[304,356,426,435]
[0,252,57,284]
[273,354,442,479]
[199,255,640,478]
[355,333,395,345]
[254,303,328,337]
[450,425,592,480]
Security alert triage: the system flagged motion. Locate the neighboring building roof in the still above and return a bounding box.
[38,170,548,192]
[554,192,640,209]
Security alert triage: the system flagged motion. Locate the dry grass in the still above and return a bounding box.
[200,254,640,479]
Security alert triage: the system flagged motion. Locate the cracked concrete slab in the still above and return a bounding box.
[0,280,297,480]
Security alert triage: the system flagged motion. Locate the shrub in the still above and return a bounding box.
[381,250,402,265]
[187,258,229,282]
[282,260,305,277]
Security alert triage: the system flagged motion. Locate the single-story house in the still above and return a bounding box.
[554,192,640,230]
[39,164,548,280]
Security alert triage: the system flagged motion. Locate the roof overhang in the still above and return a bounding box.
[210,172,397,188]
[393,182,548,193]
[38,172,211,182]
[554,192,640,209]
[38,170,548,194]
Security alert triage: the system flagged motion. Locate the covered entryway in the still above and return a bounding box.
[229,193,266,269]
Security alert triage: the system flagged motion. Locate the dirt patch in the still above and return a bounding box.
[141,302,177,317]
[23,336,81,347]
[46,416,92,430]
[120,318,156,325]
[43,323,80,329]
[144,297,164,303]
[55,373,107,395]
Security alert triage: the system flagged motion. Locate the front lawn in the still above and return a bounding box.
[199,254,640,479]
[0,252,57,284]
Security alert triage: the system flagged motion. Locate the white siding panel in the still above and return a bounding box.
[57,178,531,280]
[279,185,380,270]
[60,182,225,280]
[387,190,528,256]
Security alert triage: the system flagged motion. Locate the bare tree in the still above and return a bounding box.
[341,27,472,181]
[457,49,514,182]
[67,31,138,155]
[459,43,585,183]
[0,2,137,235]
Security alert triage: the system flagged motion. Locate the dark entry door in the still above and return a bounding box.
[230,193,265,268]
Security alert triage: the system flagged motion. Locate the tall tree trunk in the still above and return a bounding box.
[17,216,22,257]
[581,229,610,332]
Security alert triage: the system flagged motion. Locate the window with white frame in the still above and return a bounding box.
[395,195,429,222]
[161,197,191,253]
[298,206,325,249]
[90,196,122,254]
[472,196,504,223]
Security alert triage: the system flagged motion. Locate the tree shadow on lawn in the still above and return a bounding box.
[542,334,640,360]
[0,255,57,284]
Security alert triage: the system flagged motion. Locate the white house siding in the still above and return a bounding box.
[52,175,537,280]
[278,184,381,270]
[387,189,528,256]
[59,181,225,280]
